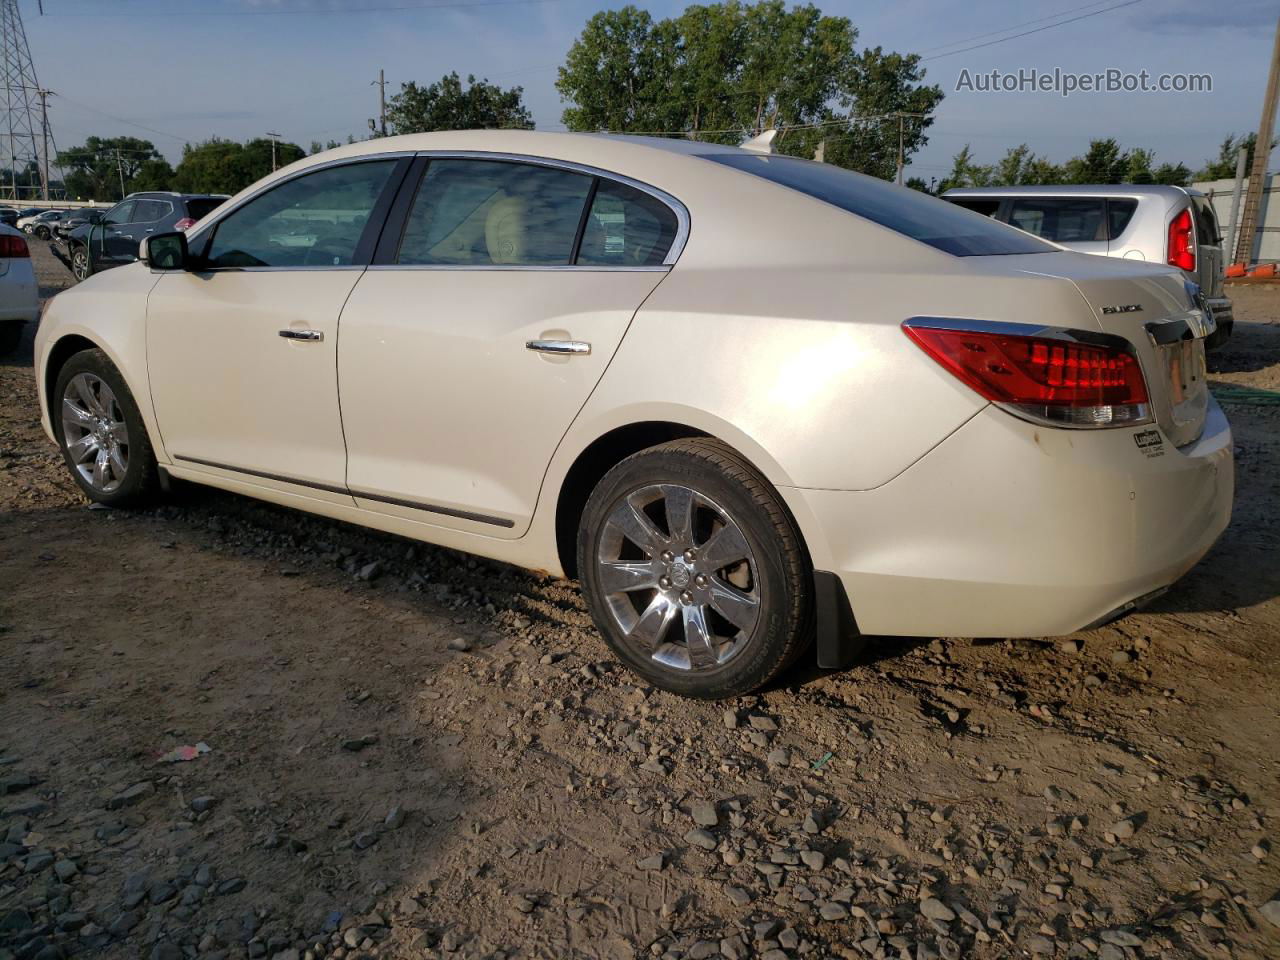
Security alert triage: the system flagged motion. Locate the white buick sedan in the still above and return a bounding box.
[35,131,1233,699]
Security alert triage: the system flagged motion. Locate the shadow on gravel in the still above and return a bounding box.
[1207,316,1280,375]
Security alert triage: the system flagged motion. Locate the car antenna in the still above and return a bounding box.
[740,128,777,154]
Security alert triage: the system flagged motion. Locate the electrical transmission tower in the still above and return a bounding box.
[0,0,59,201]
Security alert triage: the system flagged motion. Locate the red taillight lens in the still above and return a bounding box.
[904,323,1150,428]
[1167,208,1195,272]
[174,218,196,231]
[0,233,30,258]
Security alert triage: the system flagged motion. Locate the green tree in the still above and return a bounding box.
[1063,138,1128,184]
[386,72,533,134]
[1151,161,1191,186]
[172,136,305,195]
[56,136,173,200]
[935,144,992,193]
[1194,133,1278,181]
[556,2,942,179]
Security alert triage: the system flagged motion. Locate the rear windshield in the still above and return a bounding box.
[704,154,1054,257]
[1191,197,1220,246]
[184,198,225,221]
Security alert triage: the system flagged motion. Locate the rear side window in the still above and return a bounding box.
[184,198,224,221]
[399,159,592,266]
[947,198,1001,217]
[1007,198,1107,243]
[1107,199,1138,240]
[1191,197,1220,246]
[132,199,173,223]
[576,179,678,267]
[705,154,1052,257]
[206,160,396,268]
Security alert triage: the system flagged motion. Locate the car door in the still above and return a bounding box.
[338,155,684,536]
[146,156,409,501]
[94,200,134,266]
[1006,197,1109,256]
[126,198,173,256]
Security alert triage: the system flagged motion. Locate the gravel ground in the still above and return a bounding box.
[1,243,1278,960]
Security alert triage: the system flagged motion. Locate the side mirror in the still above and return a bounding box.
[139,231,190,271]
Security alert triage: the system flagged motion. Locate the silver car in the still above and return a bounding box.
[942,184,1232,346]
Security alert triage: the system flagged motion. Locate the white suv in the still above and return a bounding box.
[943,185,1232,347]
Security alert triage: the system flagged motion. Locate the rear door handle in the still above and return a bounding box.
[526,339,590,355]
[279,329,323,342]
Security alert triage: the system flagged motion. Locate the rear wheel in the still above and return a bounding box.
[54,349,159,506]
[34,224,49,240]
[71,244,92,281]
[578,438,812,699]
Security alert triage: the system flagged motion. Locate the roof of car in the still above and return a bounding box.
[942,184,1200,200]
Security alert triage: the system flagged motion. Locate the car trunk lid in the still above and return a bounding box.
[1009,253,1210,447]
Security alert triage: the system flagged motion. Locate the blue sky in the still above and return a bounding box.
[25,0,1279,181]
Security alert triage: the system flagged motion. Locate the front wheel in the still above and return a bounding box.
[54,349,159,506]
[578,438,813,699]
[34,225,50,240]
[71,245,92,281]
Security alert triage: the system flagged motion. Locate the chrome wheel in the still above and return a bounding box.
[596,483,761,672]
[61,372,129,493]
[72,249,90,280]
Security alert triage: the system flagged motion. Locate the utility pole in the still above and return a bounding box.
[36,87,51,200]
[891,112,927,187]
[1233,13,1280,266]
[371,70,387,136]
[266,131,281,171]
[114,148,125,199]
[896,112,905,186]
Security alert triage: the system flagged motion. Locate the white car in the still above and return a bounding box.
[34,131,1233,698]
[0,223,39,356]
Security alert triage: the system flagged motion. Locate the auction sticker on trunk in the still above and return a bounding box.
[1134,428,1165,458]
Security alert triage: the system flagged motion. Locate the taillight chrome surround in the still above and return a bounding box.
[903,317,1153,430]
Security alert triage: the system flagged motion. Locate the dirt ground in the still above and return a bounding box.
[1,244,1278,960]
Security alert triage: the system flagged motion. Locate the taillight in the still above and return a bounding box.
[903,321,1150,428]
[1167,208,1195,272]
[0,233,30,258]
[174,218,196,231]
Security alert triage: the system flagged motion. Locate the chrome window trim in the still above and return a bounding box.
[406,150,690,267]
[184,148,690,273]
[184,151,417,248]
[366,263,670,273]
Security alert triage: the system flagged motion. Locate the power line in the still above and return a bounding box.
[916,0,1125,56]
[922,0,1145,62]
[54,93,193,143]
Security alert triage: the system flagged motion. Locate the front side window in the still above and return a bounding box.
[705,153,1053,257]
[1007,198,1107,243]
[205,160,396,268]
[398,159,592,266]
[576,179,678,267]
[104,201,135,225]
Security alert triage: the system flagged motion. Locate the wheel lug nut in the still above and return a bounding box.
[660,550,674,563]
[679,590,694,604]
[694,574,708,588]
[683,548,696,562]
[658,576,672,589]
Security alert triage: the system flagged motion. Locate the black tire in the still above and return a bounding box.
[71,244,92,281]
[34,224,49,240]
[53,348,159,507]
[578,438,812,699]
[0,320,23,357]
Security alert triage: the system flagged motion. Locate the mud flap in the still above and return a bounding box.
[814,571,864,670]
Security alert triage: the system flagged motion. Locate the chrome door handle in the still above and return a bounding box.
[526,339,590,355]
[279,329,323,342]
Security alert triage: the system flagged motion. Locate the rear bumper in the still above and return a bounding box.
[1205,297,1233,349]
[785,401,1233,638]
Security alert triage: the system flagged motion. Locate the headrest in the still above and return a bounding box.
[485,193,527,264]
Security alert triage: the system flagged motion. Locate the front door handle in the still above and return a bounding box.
[279,329,323,342]
[526,339,590,355]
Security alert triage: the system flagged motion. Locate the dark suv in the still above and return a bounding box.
[67,192,227,281]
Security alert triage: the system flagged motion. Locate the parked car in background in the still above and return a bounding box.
[0,224,39,356]
[0,207,19,227]
[53,207,106,241]
[65,192,227,281]
[942,185,1232,346]
[34,132,1233,699]
[19,208,69,239]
